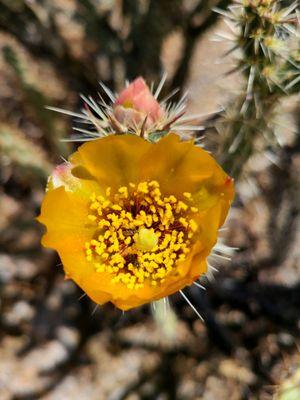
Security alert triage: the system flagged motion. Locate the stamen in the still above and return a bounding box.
[85,181,201,290]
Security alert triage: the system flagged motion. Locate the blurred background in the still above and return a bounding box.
[0,1,299,399]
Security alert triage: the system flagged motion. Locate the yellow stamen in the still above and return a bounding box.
[84,181,200,290]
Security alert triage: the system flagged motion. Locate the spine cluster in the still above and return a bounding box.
[213,0,299,178]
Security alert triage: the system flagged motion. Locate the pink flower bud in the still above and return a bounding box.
[113,77,163,127]
[47,162,75,191]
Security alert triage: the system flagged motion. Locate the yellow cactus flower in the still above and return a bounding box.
[38,133,234,310]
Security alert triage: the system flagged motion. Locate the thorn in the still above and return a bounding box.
[180,290,204,321]
[161,111,186,131]
[211,252,232,261]
[212,7,234,20]
[224,64,249,77]
[154,72,167,99]
[194,281,206,290]
[78,293,87,301]
[108,114,127,133]
[140,115,148,138]
[222,43,241,58]
[207,261,219,272]
[45,106,86,119]
[285,75,300,90]
[160,88,180,104]
[91,304,99,317]
[99,81,116,102]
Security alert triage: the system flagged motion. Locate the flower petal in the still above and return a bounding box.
[70,134,152,191]
[38,186,95,249]
[140,134,229,196]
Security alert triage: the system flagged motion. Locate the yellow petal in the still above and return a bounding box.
[37,186,95,250]
[70,134,151,191]
[140,134,219,194]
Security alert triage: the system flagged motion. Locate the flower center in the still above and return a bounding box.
[85,181,200,290]
[135,228,158,251]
